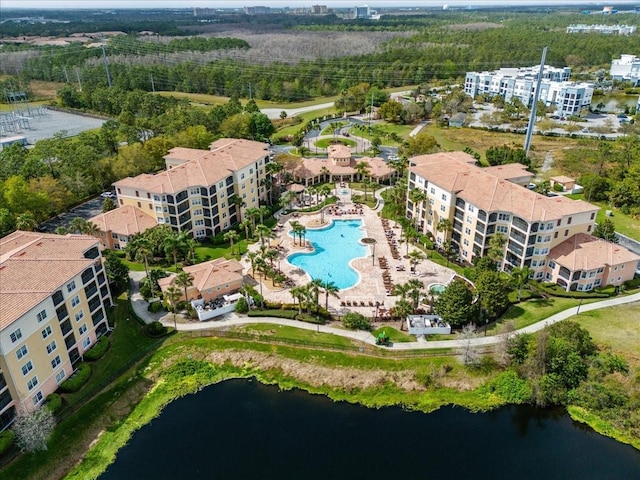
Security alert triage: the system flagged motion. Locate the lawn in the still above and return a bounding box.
[488,296,597,333]
[230,323,359,348]
[372,326,414,343]
[315,138,356,148]
[572,303,640,356]
[565,195,640,242]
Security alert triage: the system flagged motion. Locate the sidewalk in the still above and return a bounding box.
[127,272,640,350]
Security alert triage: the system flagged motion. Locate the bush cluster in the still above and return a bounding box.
[59,363,91,393]
[248,309,298,319]
[83,336,110,361]
[0,430,14,456]
[538,283,610,299]
[45,393,63,413]
[147,301,166,313]
[296,313,325,324]
[145,321,168,337]
[342,312,371,331]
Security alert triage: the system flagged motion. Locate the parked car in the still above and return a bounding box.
[100,191,116,198]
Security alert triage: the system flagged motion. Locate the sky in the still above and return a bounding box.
[2,1,638,10]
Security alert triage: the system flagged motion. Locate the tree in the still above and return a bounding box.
[12,406,56,453]
[249,112,275,142]
[475,270,510,319]
[534,181,550,196]
[135,239,155,297]
[320,280,340,310]
[342,312,371,331]
[175,270,194,302]
[255,223,272,247]
[406,278,425,310]
[223,230,240,256]
[436,218,452,244]
[399,132,440,158]
[593,218,617,243]
[15,212,37,231]
[435,278,473,327]
[510,266,532,301]
[458,323,480,366]
[487,233,507,266]
[408,249,425,273]
[379,100,403,122]
[164,285,182,330]
[102,197,116,213]
[104,250,130,291]
[0,208,15,237]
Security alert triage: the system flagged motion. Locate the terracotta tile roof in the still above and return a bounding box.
[89,205,156,237]
[292,156,394,179]
[0,231,99,330]
[327,144,351,158]
[411,152,598,222]
[114,139,269,194]
[548,233,640,271]
[159,258,244,296]
[550,175,576,183]
[483,163,533,180]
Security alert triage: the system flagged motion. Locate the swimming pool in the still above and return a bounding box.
[287,220,366,289]
[429,283,447,295]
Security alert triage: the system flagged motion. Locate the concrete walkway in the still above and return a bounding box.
[127,271,640,350]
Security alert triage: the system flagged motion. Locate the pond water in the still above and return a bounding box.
[100,379,640,480]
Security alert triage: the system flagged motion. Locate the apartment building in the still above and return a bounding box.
[406,152,621,285]
[0,231,112,428]
[464,65,594,116]
[89,205,156,250]
[113,139,271,239]
[610,54,640,85]
[567,24,637,35]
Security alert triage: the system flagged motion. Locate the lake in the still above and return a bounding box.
[100,379,640,480]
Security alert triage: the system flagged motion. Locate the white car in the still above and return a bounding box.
[100,191,116,198]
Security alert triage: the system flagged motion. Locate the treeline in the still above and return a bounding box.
[0,89,274,236]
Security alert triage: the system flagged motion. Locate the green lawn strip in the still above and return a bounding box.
[275,108,338,139]
[571,303,640,356]
[372,326,414,343]
[488,297,598,333]
[314,138,356,148]
[565,195,640,242]
[230,323,358,348]
[352,123,416,144]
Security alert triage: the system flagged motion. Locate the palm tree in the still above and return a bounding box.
[255,223,272,247]
[407,278,425,310]
[228,194,245,222]
[321,280,340,310]
[487,233,507,266]
[223,230,240,256]
[308,278,324,312]
[392,282,411,302]
[245,207,260,234]
[510,266,532,301]
[55,226,68,235]
[239,219,251,242]
[290,285,306,315]
[164,285,182,330]
[354,160,370,194]
[393,298,414,323]
[408,249,425,273]
[135,239,155,297]
[408,188,426,211]
[163,233,183,270]
[403,224,418,256]
[290,221,303,246]
[273,272,287,287]
[15,213,37,231]
[174,270,194,303]
[437,218,453,244]
[247,251,259,278]
[257,205,269,225]
[69,217,89,234]
[264,248,279,269]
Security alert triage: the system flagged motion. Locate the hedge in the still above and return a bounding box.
[45,393,63,413]
[0,430,14,456]
[248,309,298,319]
[144,321,169,337]
[59,363,91,393]
[296,313,325,324]
[147,301,166,313]
[83,336,110,361]
[537,283,610,299]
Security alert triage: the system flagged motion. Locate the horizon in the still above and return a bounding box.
[2,0,639,10]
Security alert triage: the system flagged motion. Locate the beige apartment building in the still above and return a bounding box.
[407,152,639,290]
[89,205,157,250]
[0,231,112,428]
[112,138,271,239]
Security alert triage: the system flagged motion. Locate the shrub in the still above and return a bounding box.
[553,183,564,192]
[83,336,110,361]
[342,312,371,331]
[235,296,249,313]
[145,321,168,337]
[147,300,165,313]
[481,370,532,404]
[296,313,325,324]
[59,363,91,393]
[45,393,62,413]
[537,282,609,298]
[0,430,14,456]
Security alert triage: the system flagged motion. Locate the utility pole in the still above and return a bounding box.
[75,67,82,91]
[101,43,112,88]
[150,74,156,92]
[368,92,374,134]
[63,66,70,83]
[248,83,252,100]
[524,46,547,157]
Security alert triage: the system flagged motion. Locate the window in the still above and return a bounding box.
[497,225,508,234]
[564,230,569,237]
[554,232,558,239]
[33,391,43,405]
[71,295,80,307]
[587,225,592,232]
[67,281,76,293]
[22,361,33,376]
[82,337,91,349]
[36,309,47,322]
[10,329,22,343]
[567,217,572,225]
[46,341,57,354]
[56,370,66,384]
[41,325,53,339]
[429,199,434,206]
[193,209,203,216]
[541,248,549,255]
[79,324,88,335]
[465,227,471,235]
[194,219,204,227]
[16,345,28,360]
[466,216,472,224]
[430,187,435,194]
[590,212,595,220]
[463,239,469,246]
[596,267,604,274]
[191,198,202,206]
[549,261,556,269]
[441,194,447,201]
[589,271,596,278]
[27,377,38,391]
[75,310,84,322]
[440,205,445,212]
[621,265,625,270]
[190,188,199,195]
[51,355,61,369]
[498,213,510,221]
[577,284,584,291]
[595,278,602,286]
[468,205,475,213]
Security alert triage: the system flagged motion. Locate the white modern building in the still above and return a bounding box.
[567,24,637,35]
[610,54,640,85]
[464,65,594,116]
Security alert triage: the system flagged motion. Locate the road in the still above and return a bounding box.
[262,102,335,120]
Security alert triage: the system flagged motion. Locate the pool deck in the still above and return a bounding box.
[241,185,456,317]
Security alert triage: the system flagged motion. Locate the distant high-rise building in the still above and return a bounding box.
[244,6,271,15]
[354,5,370,19]
[311,5,328,15]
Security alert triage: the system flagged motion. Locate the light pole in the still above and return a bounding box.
[576,298,583,314]
[372,241,376,266]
